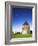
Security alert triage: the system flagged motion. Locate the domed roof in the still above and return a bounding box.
[23,21,29,25]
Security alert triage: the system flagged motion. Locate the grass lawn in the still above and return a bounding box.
[11,33,32,38]
[14,34,32,38]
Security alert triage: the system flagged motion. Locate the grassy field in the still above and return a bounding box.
[11,33,32,38]
[14,34,32,38]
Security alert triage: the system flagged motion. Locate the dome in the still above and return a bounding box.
[23,21,29,25]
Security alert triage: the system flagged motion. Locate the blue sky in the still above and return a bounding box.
[11,7,32,32]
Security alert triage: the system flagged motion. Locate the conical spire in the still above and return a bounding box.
[23,21,29,25]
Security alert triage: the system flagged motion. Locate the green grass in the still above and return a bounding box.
[14,34,32,38]
[11,33,32,38]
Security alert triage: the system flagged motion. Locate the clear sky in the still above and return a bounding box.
[11,7,32,32]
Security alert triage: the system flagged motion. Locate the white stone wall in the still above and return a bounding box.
[22,25,30,34]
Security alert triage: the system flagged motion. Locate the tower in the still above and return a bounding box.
[22,21,30,34]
